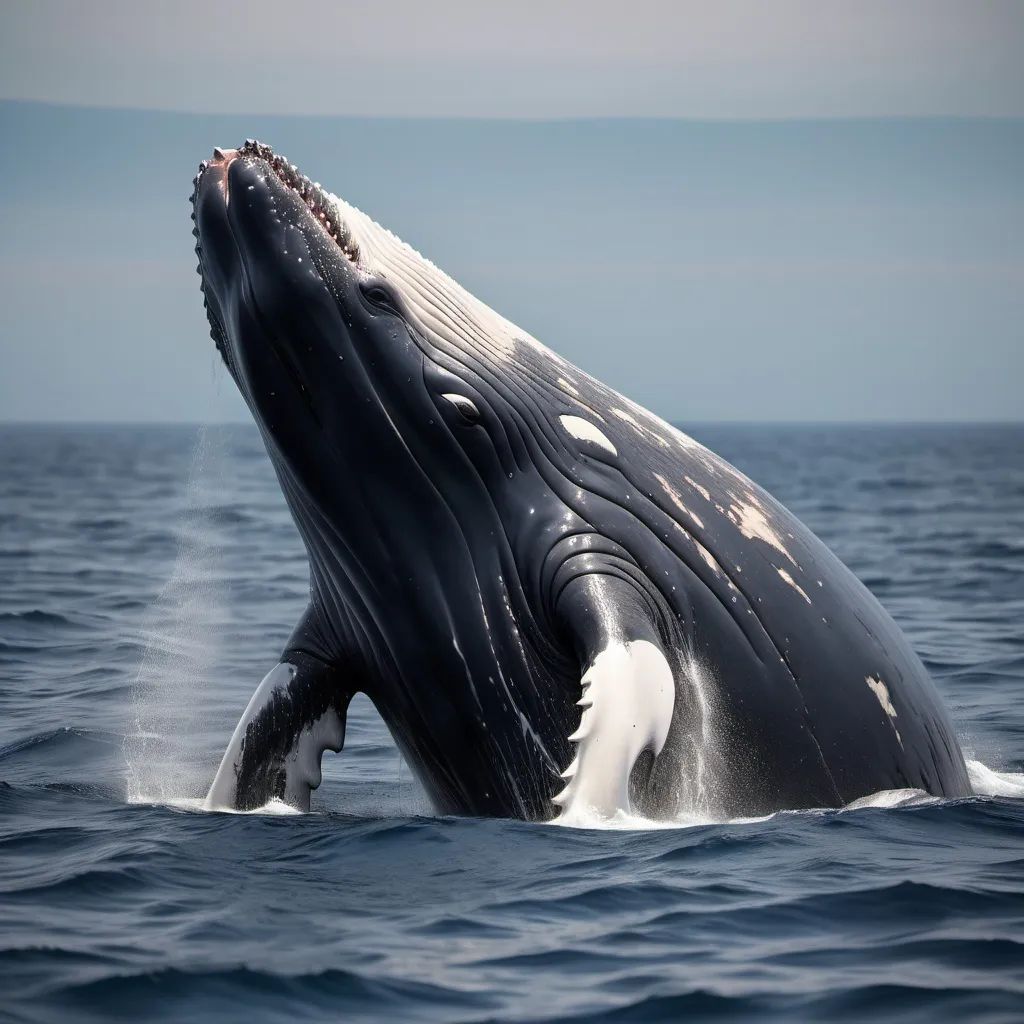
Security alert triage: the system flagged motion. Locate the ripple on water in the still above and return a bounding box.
[0,424,1021,1022]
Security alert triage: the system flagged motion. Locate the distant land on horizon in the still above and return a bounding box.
[1,101,1022,424]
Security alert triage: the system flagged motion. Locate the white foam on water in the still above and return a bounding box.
[549,759,1023,832]
[142,796,302,816]
[842,788,937,810]
[124,424,231,805]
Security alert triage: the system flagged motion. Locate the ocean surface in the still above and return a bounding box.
[1,422,1022,1023]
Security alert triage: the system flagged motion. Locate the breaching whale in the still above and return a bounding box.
[192,141,971,822]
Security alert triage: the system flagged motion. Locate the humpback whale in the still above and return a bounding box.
[191,141,971,822]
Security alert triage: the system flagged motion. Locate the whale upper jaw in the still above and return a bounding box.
[192,141,362,267]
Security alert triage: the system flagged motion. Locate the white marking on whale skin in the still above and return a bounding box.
[559,415,617,456]
[866,675,903,745]
[557,377,580,396]
[776,567,812,604]
[611,408,670,448]
[695,542,722,575]
[727,494,798,567]
[205,663,344,812]
[654,473,705,529]
[866,676,897,718]
[684,476,712,502]
[205,663,293,810]
[553,640,675,825]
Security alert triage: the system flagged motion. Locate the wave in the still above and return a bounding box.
[129,794,302,816]
[549,760,1023,832]
[0,609,77,628]
[0,726,120,764]
[114,757,1024,831]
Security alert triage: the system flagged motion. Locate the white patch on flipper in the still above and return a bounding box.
[205,662,343,811]
[553,640,675,825]
[777,568,811,603]
[559,415,617,456]
[206,663,294,810]
[865,675,902,745]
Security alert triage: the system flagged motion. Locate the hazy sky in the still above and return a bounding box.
[0,5,1022,423]
[2,0,1023,117]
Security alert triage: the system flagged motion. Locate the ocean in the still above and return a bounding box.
[1,422,1021,1022]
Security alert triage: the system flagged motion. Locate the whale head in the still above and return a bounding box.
[191,141,589,592]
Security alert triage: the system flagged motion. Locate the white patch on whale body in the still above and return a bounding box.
[727,494,797,566]
[559,415,617,455]
[684,476,711,502]
[776,567,811,603]
[654,472,705,529]
[866,675,902,745]
[553,640,675,825]
[695,542,722,574]
[866,676,897,718]
[557,377,580,396]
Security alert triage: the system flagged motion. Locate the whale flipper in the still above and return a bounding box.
[205,609,354,812]
[553,572,677,823]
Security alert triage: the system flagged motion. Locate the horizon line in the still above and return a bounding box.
[2,419,1021,429]
[4,98,1024,126]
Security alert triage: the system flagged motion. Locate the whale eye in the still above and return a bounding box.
[441,393,481,425]
[361,284,400,315]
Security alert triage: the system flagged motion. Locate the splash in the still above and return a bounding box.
[158,797,302,816]
[551,759,1024,831]
[966,759,1024,797]
[124,425,230,805]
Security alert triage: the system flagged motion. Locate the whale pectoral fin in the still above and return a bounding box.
[552,573,676,824]
[205,650,353,812]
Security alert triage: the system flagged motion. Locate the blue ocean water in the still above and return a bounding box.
[1,423,1022,1022]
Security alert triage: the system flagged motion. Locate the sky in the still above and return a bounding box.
[3,1,1024,118]
[0,2,1022,422]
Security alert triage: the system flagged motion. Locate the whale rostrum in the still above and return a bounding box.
[191,142,971,821]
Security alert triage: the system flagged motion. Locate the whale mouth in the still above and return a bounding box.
[190,140,361,264]
[191,139,366,368]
